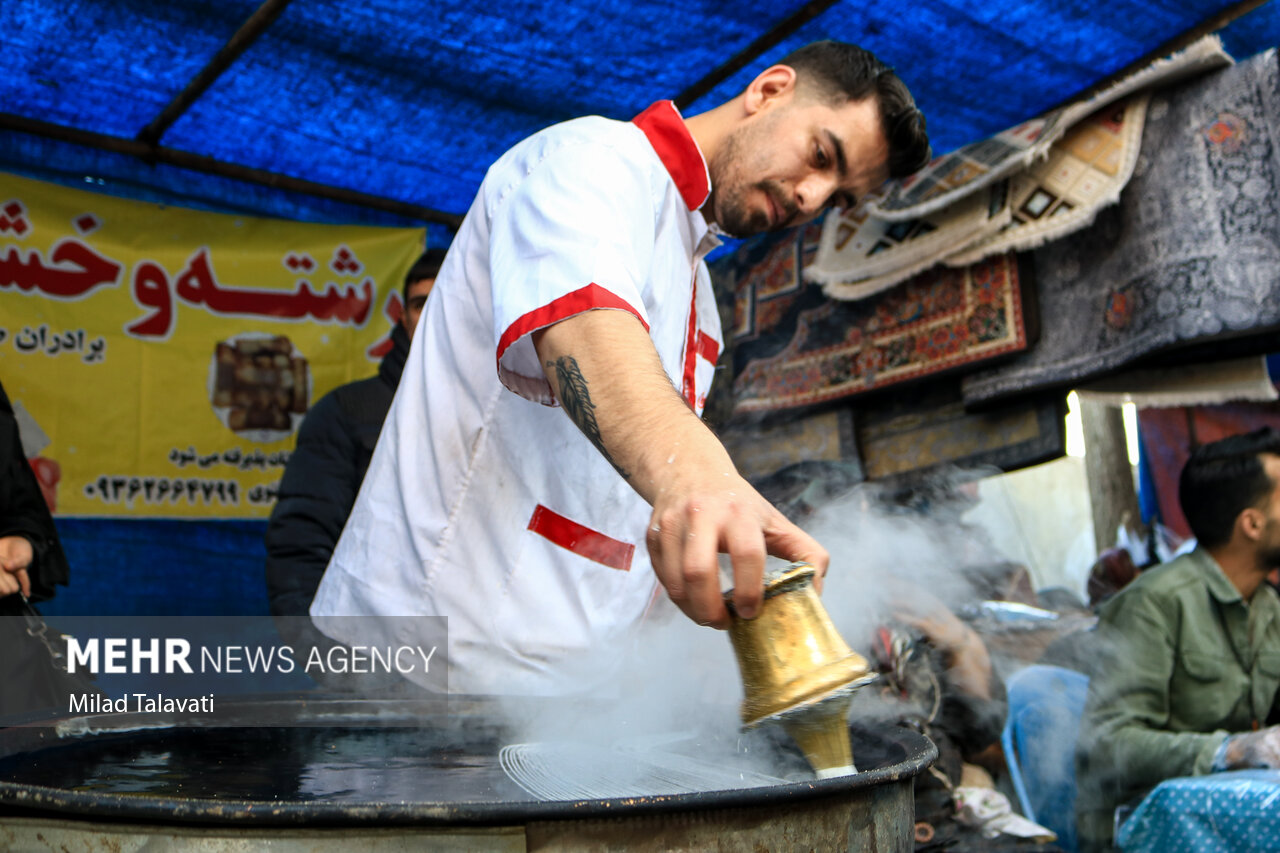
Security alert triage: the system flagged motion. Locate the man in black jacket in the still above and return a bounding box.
[265,249,444,624]
[0,381,69,606]
[1,377,75,716]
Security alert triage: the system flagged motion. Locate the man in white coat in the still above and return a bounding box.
[311,40,931,695]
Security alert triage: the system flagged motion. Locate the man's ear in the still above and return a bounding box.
[743,64,797,116]
[1239,506,1266,542]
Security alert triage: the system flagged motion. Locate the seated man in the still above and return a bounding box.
[1076,427,1280,852]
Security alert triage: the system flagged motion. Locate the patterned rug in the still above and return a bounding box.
[946,94,1149,266]
[716,220,1034,413]
[808,37,1232,297]
[867,36,1231,221]
[806,180,1011,300]
[807,38,1230,299]
[855,382,1067,481]
[963,49,1280,407]
[717,377,1068,494]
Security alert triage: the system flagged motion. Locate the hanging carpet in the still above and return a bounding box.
[720,406,861,484]
[963,49,1280,408]
[944,93,1150,266]
[807,180,1012,301]
[717,377,1067,494]
[868,35,1231,221]
[717,216,1035,415]
[1074,356,1279,409]
[855,382,1067,481]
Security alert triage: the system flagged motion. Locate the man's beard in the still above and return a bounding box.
[711,180,797,238]
[1260,542,1280,572]
[1257,517,1280,571]
[706,121,797,238]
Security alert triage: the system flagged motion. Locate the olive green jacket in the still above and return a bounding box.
[1075,548,1280,851]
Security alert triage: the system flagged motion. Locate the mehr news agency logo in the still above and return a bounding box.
[62,635,439,714]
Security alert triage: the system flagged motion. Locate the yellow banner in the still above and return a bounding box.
[0,171,425,518]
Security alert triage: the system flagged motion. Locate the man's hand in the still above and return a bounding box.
[534,309,828,630]
[1222,726,1280,769]
[889,586,971,652]
[0,535,33,598]
[887,584,992,699]
[645,469,827,629]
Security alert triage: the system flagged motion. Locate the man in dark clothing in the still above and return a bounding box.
[1,378,75,716]
[265,249,443,622]
[0,381,68,605]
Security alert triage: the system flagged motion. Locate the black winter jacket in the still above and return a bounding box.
[0,379,69,604]
[264,322,410,617]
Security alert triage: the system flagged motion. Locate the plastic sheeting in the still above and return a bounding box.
[3,0,1279,232]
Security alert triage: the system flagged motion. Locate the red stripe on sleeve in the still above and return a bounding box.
[496,282,649,367]
[527,504,635,572]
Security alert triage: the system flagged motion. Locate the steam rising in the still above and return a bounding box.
[806,477,995,648]
[490,465,1036,798]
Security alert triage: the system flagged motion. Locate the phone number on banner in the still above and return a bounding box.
[83,475,279,509]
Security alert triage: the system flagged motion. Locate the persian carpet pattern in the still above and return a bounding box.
[726,237,1030,413]
[808,38,1232,297]
[963,50,1280,407]
[867,36,1231,221]
[807,181,1011,299]
[946,94,1149,266]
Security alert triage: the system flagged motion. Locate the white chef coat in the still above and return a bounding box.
[311,101,724,695]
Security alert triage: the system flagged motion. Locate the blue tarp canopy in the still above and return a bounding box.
[4,0,1279,248]
[3,0,1279,618]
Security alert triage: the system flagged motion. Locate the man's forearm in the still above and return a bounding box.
[532,309,736,503]
[531,307,828,627]
[1091,716,1226,787]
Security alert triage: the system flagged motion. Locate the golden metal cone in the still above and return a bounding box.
[725,563,875,777]
[782,697,858,777]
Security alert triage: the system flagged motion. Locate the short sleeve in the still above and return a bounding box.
[487,133,655,403]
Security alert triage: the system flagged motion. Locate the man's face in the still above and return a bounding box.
[400,277,435,335]
[706,94,890,238]
[1255,454,1280,569]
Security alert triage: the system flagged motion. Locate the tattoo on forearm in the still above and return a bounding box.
[548,355,630,480]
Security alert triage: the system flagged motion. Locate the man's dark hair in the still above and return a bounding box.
[403,247,447,302]
[1179,426,1280,548]
[779,40,931,178]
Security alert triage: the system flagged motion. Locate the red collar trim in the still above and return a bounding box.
[632,101,710,211]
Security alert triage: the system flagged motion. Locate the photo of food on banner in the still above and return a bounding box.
[210,334,310,439]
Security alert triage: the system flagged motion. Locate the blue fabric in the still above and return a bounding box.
[1117,770,1280,853]
[3,0,1278,230]
[1001,664,1090,853]
[1136,430,1161,528]
[38,519,271,618]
